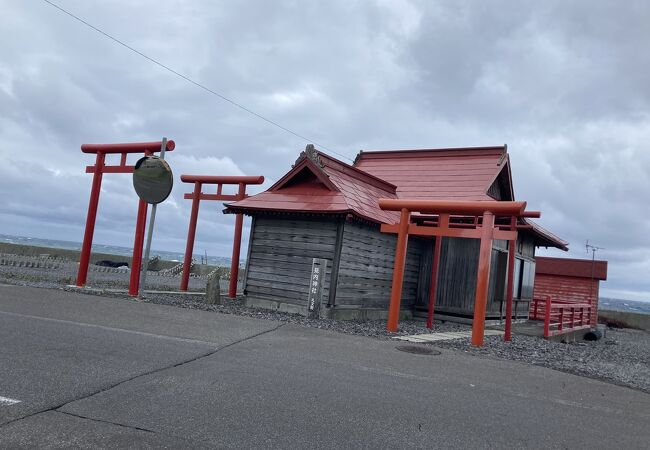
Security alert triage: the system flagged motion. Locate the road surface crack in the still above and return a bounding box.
[0,322,285,431]
[56,410,159,434]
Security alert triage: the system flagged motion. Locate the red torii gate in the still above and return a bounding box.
[378,199,540,346]
[180,175,264,297]
[77,140,175,296]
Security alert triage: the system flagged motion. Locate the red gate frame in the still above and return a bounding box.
[180,175,264,297]
[77,140,175,296]
[378,199,540,346]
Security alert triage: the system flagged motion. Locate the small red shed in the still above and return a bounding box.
[532,256,608,326]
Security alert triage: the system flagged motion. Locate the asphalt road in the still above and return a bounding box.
[0,285,648,449]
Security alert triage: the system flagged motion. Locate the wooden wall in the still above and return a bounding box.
[512,232,536,317]
[244,214,540,321]
[244,217,337,307]
[416,231,537,320]
[334,221,425,310]
[426,237,480,316]
[414,237,507,317]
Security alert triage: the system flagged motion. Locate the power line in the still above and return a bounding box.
[41,0,352,162]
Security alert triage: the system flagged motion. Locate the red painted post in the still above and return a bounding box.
[471,211,495,347]
[128,199,148,296]
[426,235,443,329]
[427,213,449,328]
[504,218,517,341]
[228,184,245,298]
[77,152,105,287]
[180,182,202,291]
[543,296,551,337]
[387,208,411,332]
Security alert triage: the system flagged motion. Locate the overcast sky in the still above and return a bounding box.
[1,1,648,301]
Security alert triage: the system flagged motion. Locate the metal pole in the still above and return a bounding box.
[471,211,495,347]
[138,137,167,298]
[387,208,411,332]
[588,247,596,325]
[77,152,105,287]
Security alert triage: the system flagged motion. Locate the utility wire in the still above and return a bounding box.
[41,0,352,162]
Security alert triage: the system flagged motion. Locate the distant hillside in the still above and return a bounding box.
[600,298,650,314]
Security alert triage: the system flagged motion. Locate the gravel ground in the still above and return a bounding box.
[126,291,471,338]
[1,255,648,393]
[432,328,650,393]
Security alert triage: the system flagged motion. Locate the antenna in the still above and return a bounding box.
[585,239,605,258]
[585,240,605,304]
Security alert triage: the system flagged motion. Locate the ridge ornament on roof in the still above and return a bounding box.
[293,144,324,169]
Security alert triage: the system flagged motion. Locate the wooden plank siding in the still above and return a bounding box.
[433,237,479,314]
[244,217,337,307]
[244,215,538,321]
[334,221,425,310]
[415,231,537,320]
[487,178,504,200]
[512,232,537,318]
[533,274,599,326]
[414,237,505,317]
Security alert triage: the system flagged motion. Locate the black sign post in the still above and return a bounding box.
[133,137,173,298]
[307,258,328,318]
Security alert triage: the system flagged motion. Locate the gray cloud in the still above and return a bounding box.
[0,0,648,301]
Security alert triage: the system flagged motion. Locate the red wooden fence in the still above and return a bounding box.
[531,295,592,337]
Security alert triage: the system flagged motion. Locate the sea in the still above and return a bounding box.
[0,233,231,267]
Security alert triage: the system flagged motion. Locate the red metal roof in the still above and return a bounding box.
[536,256,607,280]
[226,145,399,224]
[354,146,511,201]
[226,144,567,250]
[524,219,569,251]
